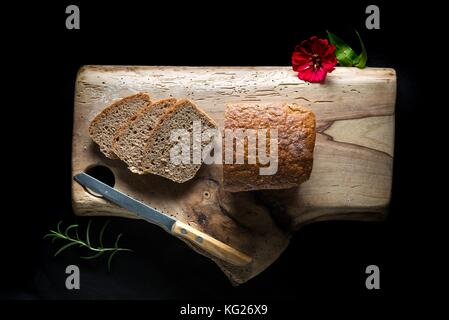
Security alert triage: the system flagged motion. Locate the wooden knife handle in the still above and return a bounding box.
[171,221,252,266]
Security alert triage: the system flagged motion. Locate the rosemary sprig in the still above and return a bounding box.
[44,220,132,271]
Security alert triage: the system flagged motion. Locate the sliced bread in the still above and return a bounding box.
[88,93,151,158]
[140,99,218,183]
[112,98,177,173]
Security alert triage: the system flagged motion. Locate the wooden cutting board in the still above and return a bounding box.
[72,66,396,284]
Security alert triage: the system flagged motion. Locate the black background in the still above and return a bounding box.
[1,0,439,311]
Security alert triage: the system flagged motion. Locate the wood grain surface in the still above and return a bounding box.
[72,66,396,284]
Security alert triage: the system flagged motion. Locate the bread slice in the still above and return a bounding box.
[88,93,151,158]
[140,99,218,183]
[112,98,177,173]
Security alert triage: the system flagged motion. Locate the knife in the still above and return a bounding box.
[74,172,252,266]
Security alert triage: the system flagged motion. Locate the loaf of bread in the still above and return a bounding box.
[223,102,316,192]
[88,93,151,158]
[112,98,177,173]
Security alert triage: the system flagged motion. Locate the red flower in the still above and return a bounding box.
[292,36,337,83]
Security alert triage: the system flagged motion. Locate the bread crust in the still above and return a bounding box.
[88,92,151,158]
[223,102,316,192]
[152,98,217,129]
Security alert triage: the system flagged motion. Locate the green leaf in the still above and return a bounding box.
[86,220,92,247]
[81,251,104,260]
[114,233,123,248]
[327,30,368,68]
[99,220,110,248]
[327,31,358,67]
[56,221,63,234]
[107,250,118,272]
[43,233,58,239]
[65,224,78,237]
[354,30,367,68]
[44,231,65,240]
[54,241,78,257]
[43,233,60,243]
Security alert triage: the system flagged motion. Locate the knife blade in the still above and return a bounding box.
[74,172,252,266]
[74,172,174,233]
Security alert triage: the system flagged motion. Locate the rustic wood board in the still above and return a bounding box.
[72,66,396,284]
